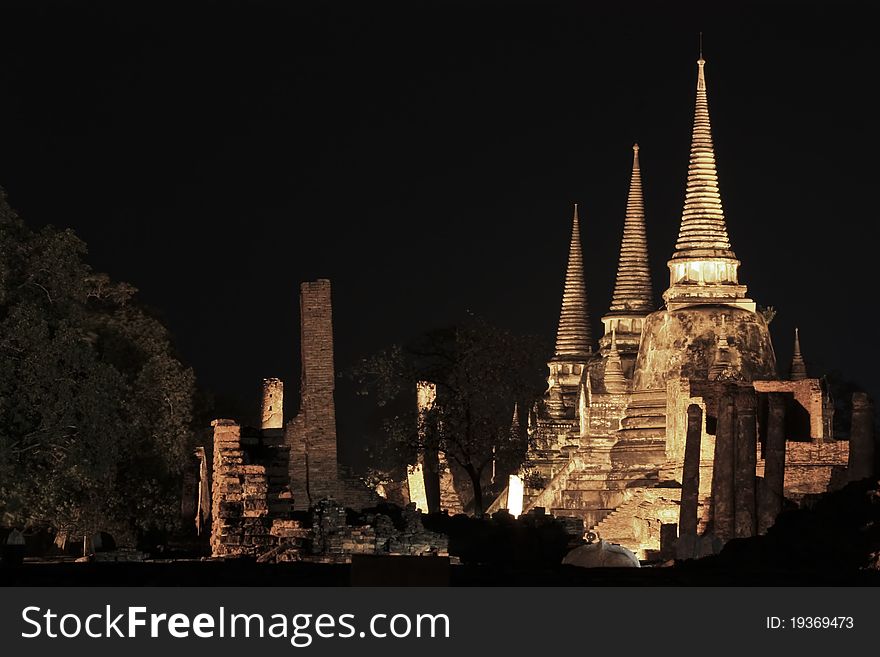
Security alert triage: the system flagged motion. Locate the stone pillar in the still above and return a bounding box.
[261,378,284,430]
[660,523,678,561]
[288,280,339,510]
[758,392,786,534]
[848,392,875,481]
[734,389,757,539]
[712,389,736,544]
[676,404,702,559]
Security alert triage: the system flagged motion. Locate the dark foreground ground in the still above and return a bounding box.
[2,559,879,586]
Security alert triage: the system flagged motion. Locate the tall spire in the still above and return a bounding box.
[510,403,521,439]
[790,327,807,380]
[671,57,736,261]
[663,55,754,312]
[608,143,653,313]
[553,204,592,359]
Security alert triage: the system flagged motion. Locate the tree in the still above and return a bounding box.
[351,314,547,517]
[0,188,195,549]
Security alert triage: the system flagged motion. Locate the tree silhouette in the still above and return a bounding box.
[0,188,195,550]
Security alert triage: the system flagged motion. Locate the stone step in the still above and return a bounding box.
[550,508,612,529]
[560,489,625,507]
[562,478,615,490]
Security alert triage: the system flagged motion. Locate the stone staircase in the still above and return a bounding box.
[549,468,625,529]
[590,487,712,560]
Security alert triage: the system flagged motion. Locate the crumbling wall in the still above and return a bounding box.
[753,379,830,441]
[757,441,849,498]
[210,420,273,557]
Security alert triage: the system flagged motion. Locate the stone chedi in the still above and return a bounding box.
[493,56,858,559]
[790,328,807,381]
[546,203,593,420]
[600,144,653,377]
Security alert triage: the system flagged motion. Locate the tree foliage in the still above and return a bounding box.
[350,314,548,516]
[0,189,195,544]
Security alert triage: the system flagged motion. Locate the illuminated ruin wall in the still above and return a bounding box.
[210,421,447,562]
[210,419,290,558]
[601,378,852,558]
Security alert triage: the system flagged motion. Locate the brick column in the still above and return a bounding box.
[261,377,284,430]
[712,388,736,544]
[289,280,340,510]
[734,389,757,538]
[676,404,702,559]
[848,392,875,481]
[757,392,786,534]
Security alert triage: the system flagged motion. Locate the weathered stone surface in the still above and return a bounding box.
[633,306,776,392]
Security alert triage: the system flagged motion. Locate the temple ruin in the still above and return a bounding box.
[208,280,385,561]
[205,56,875,565]
[486,56,870,560]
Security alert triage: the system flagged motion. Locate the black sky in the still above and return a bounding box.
[0,1,877,462]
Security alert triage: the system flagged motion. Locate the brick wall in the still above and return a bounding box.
[756,440,849,498]
[210,420,274,557]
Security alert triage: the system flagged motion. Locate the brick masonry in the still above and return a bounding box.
[210,419,276,558]
[288,280,341,509]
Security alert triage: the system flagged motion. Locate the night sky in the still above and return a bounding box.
[0,1,876,460]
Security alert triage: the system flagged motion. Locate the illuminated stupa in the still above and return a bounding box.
[599,143,653,378]
[610,56,778,471]
[487,54,847,559]
[633,56,777,392]
[546,204,594,420]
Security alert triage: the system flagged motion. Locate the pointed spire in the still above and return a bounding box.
[510,403,521,440]
[671,57,737,261]
[790,327,808,380]
[553,204,592,359]
[603,329,627,393]
[608,143,653,314]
